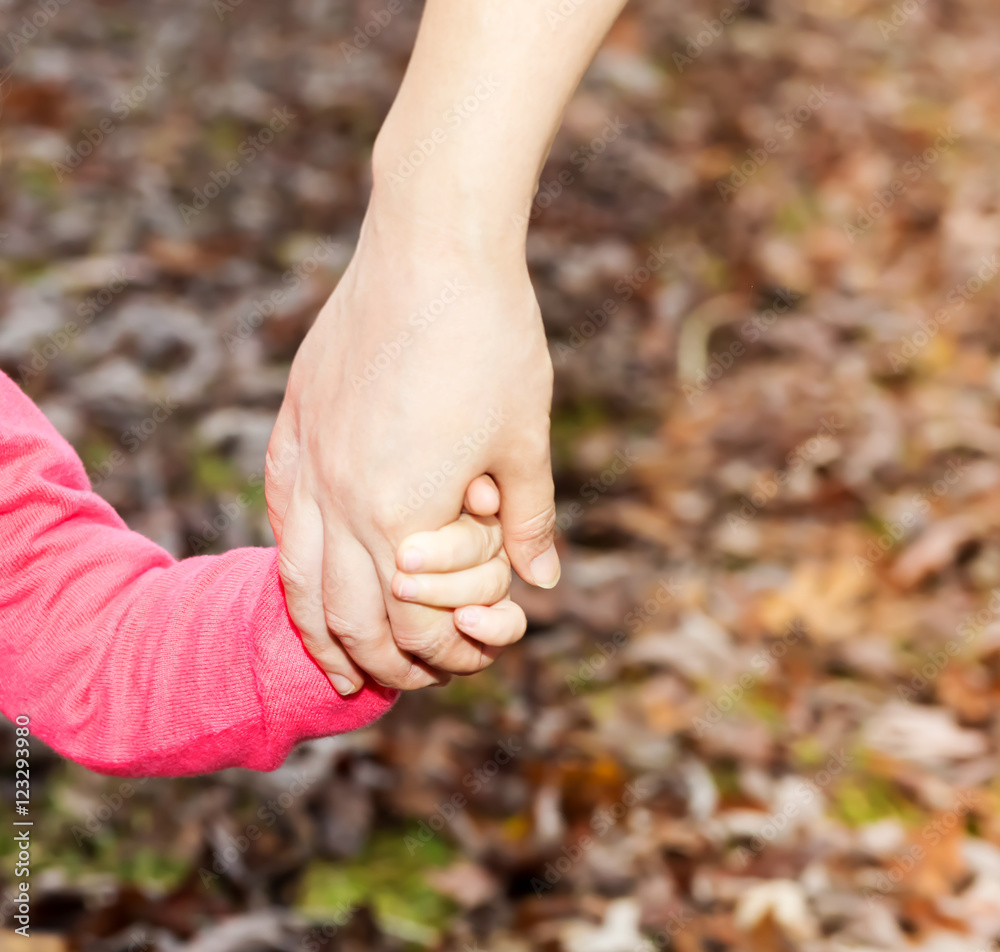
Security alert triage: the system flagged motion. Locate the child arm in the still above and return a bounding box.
[0,373,396,777]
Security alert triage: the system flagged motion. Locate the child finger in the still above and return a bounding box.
[454,599,528,647]
[392,554,510,608]
[396,513,502,574]
[464,474,500,517]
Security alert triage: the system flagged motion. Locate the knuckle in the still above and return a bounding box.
[505,505,557,546]
[322,611,367,650]
[264,439,297,487]
[394,627,443,658]
[480,520,502,561]
[300,635,344,671]
[371,495,409,538]
[375,668,432,691]
[487,562,512,603]
[276,550,309,593]
[518,427,553,466]
[472,528,493,565]
[445,533,466,568]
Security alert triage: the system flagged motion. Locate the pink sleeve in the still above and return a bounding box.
[0,372,397,777]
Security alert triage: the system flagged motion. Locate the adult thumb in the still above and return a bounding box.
[495,463,560,589]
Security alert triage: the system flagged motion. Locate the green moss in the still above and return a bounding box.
[698,254,730,292]
[740,688,783,726]
[17,162,60,201]
[205,119,249,161]
[438,667,508,708]
[774,193,819,235]
[0,259,51,284]
[0,758,190,892]
[192,450,243,494]
[58,838,189,890]
[789,735,827,767]
[583,686,624,724]
[829,774,924,829]
[298,829,459,945]
[550,398,614,469]
[711,761,741,799]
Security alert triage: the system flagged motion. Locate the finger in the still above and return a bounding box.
[464,474,500,517]
[264,417,301,546]
[322,523,442,691]
[393,555,511,609]
[396,513,502,574]
[276,492,367,695]
[384,582,502,675]
[494,451,559,589]
[455,598,528,648]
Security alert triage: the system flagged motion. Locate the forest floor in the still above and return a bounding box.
[5,0,1000,949]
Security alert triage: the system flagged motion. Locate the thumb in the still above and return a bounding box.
[495,463,560,589]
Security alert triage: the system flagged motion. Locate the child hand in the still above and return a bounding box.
[391,475,527,662]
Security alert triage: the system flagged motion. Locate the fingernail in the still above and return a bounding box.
[330,674,358,696]
[457,607,480,631]
[530,544,561,589]
[401,547,425,572]
[397,577,419,600]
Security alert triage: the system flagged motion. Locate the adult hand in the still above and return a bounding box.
[265,195,558,694]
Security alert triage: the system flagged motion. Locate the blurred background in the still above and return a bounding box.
[4,0,1000,948]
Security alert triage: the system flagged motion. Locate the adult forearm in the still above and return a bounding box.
[371,0,628,239]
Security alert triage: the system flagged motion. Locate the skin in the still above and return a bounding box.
[266,0,630,693]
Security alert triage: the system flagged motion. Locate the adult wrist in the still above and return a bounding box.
[369,129,533,251]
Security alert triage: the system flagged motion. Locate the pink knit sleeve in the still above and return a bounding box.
[0,372,397,777]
